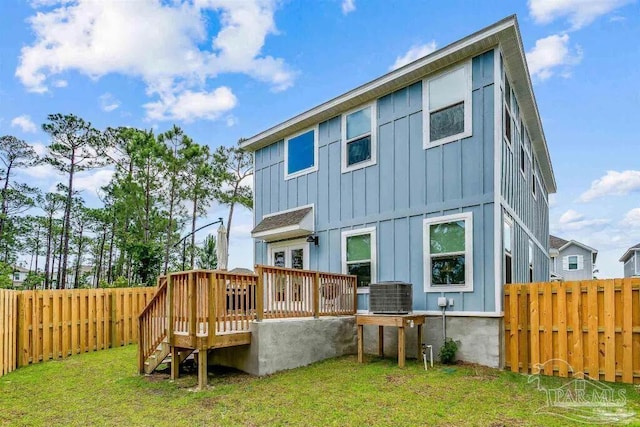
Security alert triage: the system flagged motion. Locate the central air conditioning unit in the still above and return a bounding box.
[369,281,412,314]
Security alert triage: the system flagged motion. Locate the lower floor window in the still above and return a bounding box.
[342,227,376,289]
[424,212,473,292]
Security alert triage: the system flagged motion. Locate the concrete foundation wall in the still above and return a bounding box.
[210,314,503,376]
[209,316,357,376]
[363,315,503,368]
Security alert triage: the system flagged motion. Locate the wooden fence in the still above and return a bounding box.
[1,290,19,376]
[0,287,156,378]
[505,278,640,385]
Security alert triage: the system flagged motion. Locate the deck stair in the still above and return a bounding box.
[138,266,357,389]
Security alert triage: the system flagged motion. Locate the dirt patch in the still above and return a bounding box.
[384,374,408,386]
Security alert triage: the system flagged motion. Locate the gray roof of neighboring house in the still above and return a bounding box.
[239,15,557,194]
[251,207,313,234]
[549,235,569,250]
[619,242,640,263]
[549,235,598,263]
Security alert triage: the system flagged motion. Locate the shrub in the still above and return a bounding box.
[439,338,458,365]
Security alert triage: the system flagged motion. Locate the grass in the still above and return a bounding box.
[1,346,639,427]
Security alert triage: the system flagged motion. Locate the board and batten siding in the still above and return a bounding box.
[499,59,550,284]
[254,50,498,312]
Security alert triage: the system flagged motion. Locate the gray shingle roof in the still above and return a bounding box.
[252,207,313,234]
[549,235,569,250]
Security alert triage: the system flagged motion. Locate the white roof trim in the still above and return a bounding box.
[558,240,598,255]
[240,15,556,193]
[619,247,640,263]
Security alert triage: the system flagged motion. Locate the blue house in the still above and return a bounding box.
[241,16,556,367]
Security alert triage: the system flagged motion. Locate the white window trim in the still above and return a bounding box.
[341,227,376,295]
[503,75,513,150]
[565,255,582,271]
[519,145,526,178]
[504,215,514,255]
[341,102,377,173]
[422,61,473,148]
[284,126,319,180]
[532,171,538,200]
[423,212,474,293]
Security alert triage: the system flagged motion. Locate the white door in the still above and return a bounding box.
[268,239,309,270]
[267,239,310,309]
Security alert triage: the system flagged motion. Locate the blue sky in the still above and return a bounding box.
[0,0,638,278]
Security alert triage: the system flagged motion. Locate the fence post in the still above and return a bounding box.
[110,290,118,349]
[255,266,264,322]
[313,271,320,318]
[16,292,24,368]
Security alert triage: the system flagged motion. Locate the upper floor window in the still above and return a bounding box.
[423,61,472,147]
[565,255,583,271]
[284,127,318,180]
[342,103,377,172]
[529,241,534,282]
[424,212,473,292]
[342,227,376,291]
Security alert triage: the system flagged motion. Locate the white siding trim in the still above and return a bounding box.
[284,126,319,180]
[422,60,473,148]
[423,212,474,293]
[341,226,377,295]
[493,47,503,314]
[341,102,377,173]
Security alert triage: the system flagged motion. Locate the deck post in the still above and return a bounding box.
[138,315,144,374]
[167,274,174,345]
[208,272,216,348]
[256,266,264,322]
[198,348,208,390]
[188,272,197,347]
[352,276,358,314]
[313,271,320,318]
[170,345,180,380]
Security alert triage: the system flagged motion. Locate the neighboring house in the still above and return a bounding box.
[620,243,640,278]
[65,265,95,288]
[241,16,555,367]
[549,235,598,281]
[11,266,29,288]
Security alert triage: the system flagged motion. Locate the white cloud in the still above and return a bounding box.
[52,79,67,88]
[225,115,238,127]
[144,87,237,122]
[11,115,37,133]
[526,33,582,80]
[30,142,48,156]
[621,208,640,228]
[579,170,640,202]
[390,41,437,71]
[528,0,633,30]
[15,0,294,120]
[341,0,355,15]
[17,162,58,179]
[557,209,609,231]
[99,93,120,112]
[74,169,114,197]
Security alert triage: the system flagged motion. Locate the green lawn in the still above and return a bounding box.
[1,346,639,426]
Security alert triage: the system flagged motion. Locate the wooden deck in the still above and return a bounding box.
[138,266,357,388]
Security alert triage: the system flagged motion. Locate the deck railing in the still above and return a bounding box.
[137,276,168,371]
[161,266,356,343]
[137,265,356,371]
